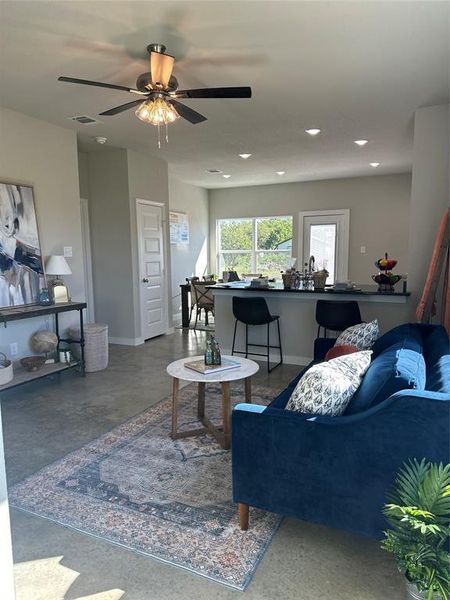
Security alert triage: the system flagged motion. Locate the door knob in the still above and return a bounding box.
[142,277,149,283]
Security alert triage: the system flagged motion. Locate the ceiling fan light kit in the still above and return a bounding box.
[58,42,252,148]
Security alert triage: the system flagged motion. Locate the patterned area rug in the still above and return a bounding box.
[10,382,281,590]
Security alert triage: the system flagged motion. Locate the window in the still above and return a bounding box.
[299,210,350,284]
[217,216,293,278]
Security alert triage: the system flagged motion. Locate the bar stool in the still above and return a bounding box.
[231,296,283,372]
[315,300,362,338]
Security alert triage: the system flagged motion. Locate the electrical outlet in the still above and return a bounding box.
[63,246,73,258]
[9,342,18,356]
[360,245,367,254]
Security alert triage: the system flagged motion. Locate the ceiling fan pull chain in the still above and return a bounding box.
[157,123,161,149]
[165,123,169,144]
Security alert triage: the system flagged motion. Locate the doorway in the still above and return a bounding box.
[136,200,168,340]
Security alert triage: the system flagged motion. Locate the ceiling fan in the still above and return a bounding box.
[58,43,252,146]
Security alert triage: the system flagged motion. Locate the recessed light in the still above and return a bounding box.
[223,174,231,179]
[305,128,321,136]
[239,153,252,159]
[369,162,380,168]
[354,139,368,146]
[276,171,286,176]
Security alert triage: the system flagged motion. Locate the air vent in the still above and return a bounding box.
[205,169,223,174]
[68,115,101,125]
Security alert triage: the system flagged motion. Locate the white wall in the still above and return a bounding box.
[169,177,209,323]
[209,173,411,285]
[0,107,85,359]
[408,104,449,320]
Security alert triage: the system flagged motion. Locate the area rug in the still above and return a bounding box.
[9,382,281,590]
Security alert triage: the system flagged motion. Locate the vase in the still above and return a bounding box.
[406,580,440,600]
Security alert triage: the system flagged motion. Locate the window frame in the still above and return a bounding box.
[216,216,293,275]
[298,209,350,283]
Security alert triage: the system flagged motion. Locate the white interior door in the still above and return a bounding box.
[80,198,95,323]
[137,201,168,340]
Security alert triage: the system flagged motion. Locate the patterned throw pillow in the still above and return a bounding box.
[286,351,372,416]
[335,319,379,351]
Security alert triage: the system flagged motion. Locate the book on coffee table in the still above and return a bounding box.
[184,358,241,375]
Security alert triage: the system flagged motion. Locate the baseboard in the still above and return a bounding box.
[220,349,312,367]
[172,312,182,326]
[109,336,144,346]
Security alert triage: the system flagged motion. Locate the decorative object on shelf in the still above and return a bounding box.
[30,331,58,357]
[37,287,53,306]
[381,459,450,600]
[45,255,72,303]
[0,182,45,308]
[0,352,13,385]
[59,348,72,364]
[313,269,329,290]
[372,252,402,292]
[20,356,46,372]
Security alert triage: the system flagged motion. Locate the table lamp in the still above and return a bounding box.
[45,255,72,304]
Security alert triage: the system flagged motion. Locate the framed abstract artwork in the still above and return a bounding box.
[0,182,45,308]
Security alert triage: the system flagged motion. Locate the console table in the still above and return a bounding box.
[0,301,87,391]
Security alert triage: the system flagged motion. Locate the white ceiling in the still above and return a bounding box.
[0,1,448,188]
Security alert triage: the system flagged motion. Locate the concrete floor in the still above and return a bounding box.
[2,329,404,600]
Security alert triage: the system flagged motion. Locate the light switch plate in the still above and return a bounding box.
[63,246,73,258]
[360,245,367,254]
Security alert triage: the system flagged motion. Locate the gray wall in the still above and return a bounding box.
[169,177,209,322]
[0,107,85,359]
[408,104,449,319]
[86,148,170,343]
[209,173,411,285]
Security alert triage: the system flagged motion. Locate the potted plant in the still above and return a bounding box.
[381,459,450,599]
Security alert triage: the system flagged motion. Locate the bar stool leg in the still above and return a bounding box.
[277,318,283,365]
[231,319,238,355]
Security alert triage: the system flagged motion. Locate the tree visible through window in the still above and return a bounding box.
[217,216,293,278]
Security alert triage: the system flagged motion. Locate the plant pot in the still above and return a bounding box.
[406,580,440,600]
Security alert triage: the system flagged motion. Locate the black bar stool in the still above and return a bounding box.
[315,300,362,338]
[231,296,283,372]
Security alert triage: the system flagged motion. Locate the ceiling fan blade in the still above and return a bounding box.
[58,76,146,95]
[99,99,145,116]
[175,86,252,99]
[168,99,207,124]
[150,52,175,88]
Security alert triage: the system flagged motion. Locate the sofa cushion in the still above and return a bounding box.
[423,325,450,393]
[286,351,372,416]
[345,340,426,415]
[372,323,423,358]
[335,320,379,350]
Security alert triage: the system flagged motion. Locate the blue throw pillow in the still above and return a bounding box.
[345,340,426,415]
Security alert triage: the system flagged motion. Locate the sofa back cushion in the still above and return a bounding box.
[423,325,450,393]
[345,335,426,415]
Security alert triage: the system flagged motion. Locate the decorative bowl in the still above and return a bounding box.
[374,258,397,271]
[372,273,402,286]
[20,356,46,372]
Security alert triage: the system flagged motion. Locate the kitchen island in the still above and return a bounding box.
[210,283,410,365]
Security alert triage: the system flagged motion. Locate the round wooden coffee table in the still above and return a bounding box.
[166,355,259,450]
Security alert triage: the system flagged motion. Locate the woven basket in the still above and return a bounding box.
[0,352,13,385]
[69,324,109,373]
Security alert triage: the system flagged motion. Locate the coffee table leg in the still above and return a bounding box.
[171,377,180,439]
[198,382,205,419]
[244,376,252,403]
[221,381,231,450]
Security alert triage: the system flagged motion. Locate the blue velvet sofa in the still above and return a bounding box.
[232,323,450,538]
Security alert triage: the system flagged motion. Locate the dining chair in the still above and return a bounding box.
[191,282,215,328]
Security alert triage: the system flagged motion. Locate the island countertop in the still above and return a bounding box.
[210,283,410,365]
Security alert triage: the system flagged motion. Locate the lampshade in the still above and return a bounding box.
[45,255,72,276]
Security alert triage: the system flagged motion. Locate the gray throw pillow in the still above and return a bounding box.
[335,319,379,351]
[286,351,372,416]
